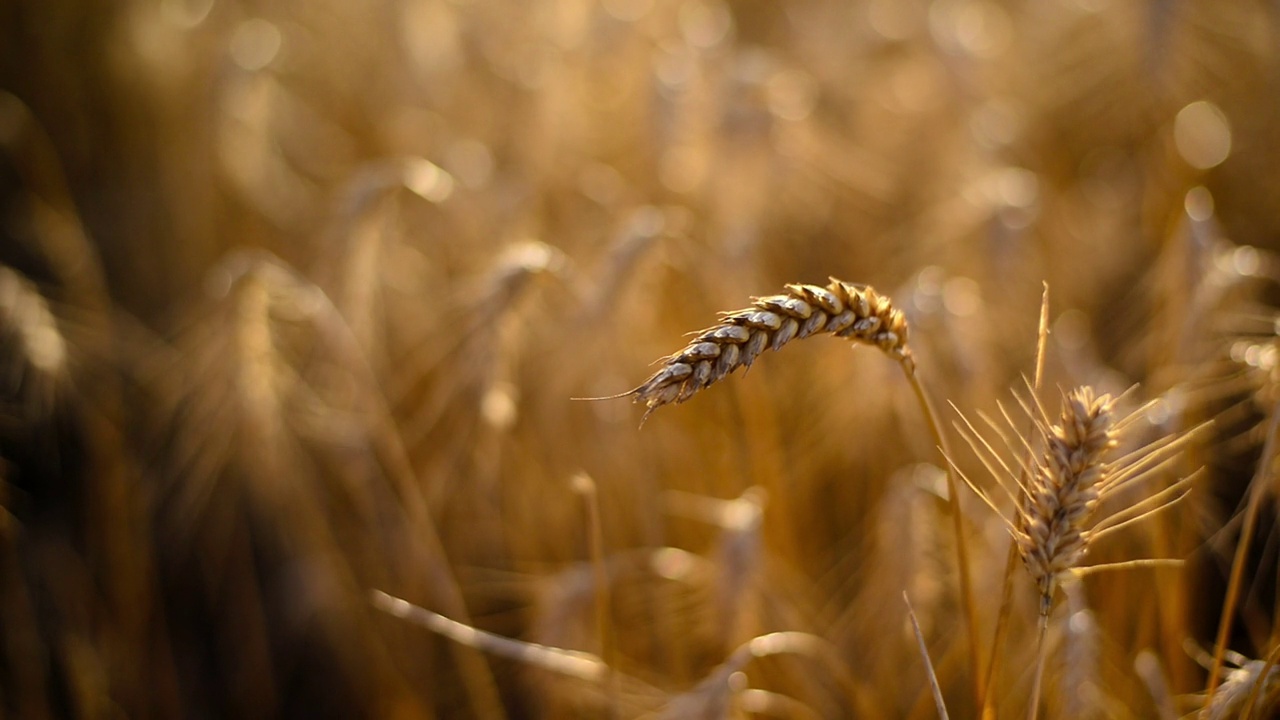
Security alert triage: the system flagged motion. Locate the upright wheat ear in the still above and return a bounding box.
[627,278,910,419]
[955,385,1199,622]
[1018,387,1117,616]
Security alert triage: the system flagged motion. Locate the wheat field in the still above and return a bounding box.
[3,1,1280,718]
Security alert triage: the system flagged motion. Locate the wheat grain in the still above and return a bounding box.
[627,278,910,419]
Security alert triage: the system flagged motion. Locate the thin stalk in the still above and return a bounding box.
[983,546,1022,720]
[982,284,1050,719]
[1027,617,1049,720]
[371,590,608,681]
[906,592,951,720]
[573,473,620,719]
[1072,558,1184,575]
[1207,401,1280,700]
[902,356,982,709]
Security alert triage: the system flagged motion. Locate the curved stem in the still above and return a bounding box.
[902,356,982,710]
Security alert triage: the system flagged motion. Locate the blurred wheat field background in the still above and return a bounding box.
[4,0,1280,717]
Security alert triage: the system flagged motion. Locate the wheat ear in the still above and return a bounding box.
[622,278,985,708]
[1016,387,1118,720]
[954,384,1202,719]
[625,278,909,420]
[955,386,1197,618]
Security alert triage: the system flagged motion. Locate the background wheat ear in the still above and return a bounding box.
[625,278,909,420]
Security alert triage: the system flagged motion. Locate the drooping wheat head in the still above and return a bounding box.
[627,278,910,420]
[621,277,984,700]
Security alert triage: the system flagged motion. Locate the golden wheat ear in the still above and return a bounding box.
[617,278,909,420]
[954,385,1204,720]
[953,385,1203,617]
[610,276,984,707]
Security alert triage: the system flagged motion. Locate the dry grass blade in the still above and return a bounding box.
[1239,643,1280,720]
[905,592,950,720]
[1207,400,1280,700]
[372,589,609,682]
[622,278,910,420]
[372,589,668,715]
[572,471,620,718]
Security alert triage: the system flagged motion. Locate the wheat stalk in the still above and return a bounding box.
[625,278,910,420]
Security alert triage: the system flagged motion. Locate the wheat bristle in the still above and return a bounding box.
[628,279,909,418]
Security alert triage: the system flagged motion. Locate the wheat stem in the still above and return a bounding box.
[906,591,950,720]
[983,547,1022,720]
[903,359,983,709]
[982,284,1050,719]
[1028,616,1049,720]
[372,590,608,682]
[573,472,620,719]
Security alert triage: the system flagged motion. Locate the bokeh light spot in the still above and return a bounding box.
[1174,101,1231,170]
